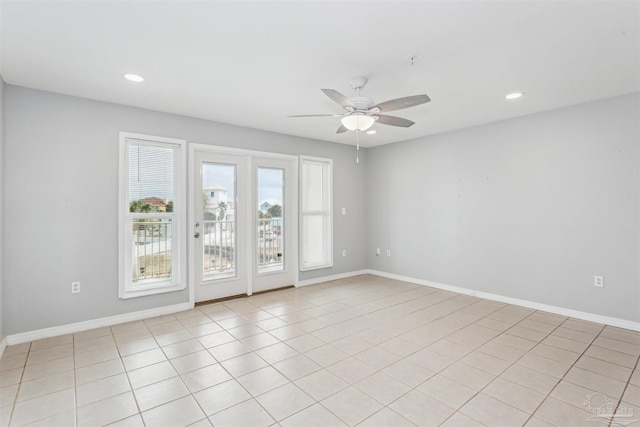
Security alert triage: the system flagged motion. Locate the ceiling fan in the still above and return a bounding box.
[289,76,430,133]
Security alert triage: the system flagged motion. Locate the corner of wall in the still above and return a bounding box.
[0,75,6,356]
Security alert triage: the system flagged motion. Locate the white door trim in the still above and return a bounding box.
[188,143,299,306]
[252,156,299,293]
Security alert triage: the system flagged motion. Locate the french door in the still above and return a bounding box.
[191,147,297,302]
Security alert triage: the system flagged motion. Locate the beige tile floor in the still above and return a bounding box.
[1,275,639,426]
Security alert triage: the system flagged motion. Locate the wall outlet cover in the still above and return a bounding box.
[594,276,604,288]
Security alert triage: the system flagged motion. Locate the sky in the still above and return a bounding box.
[128,142,284,208]
[203,163,283,208]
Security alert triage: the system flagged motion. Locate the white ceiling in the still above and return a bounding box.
[1,1,638,148]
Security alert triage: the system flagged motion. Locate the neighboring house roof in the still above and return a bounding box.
[260,202,272,211]
[140,197,166,206]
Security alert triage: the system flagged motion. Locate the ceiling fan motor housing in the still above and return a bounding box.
[350,96,375,111]
[288,75,429,132]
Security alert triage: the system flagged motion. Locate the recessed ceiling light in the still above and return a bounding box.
[124,73,144,82]
[366,130,376,135]
[505,92,523,100]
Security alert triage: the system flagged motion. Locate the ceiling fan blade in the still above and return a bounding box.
[375,115,415,127]
[322,89,356,109]
[372,94,430,113]
[336,124,349,134]
[288,114,343,117]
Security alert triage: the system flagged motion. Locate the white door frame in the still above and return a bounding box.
[188,143,299,306]
[251,155,298,293]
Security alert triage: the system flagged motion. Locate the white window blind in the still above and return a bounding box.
[300,156,333,271]
[119,133,186,298]
[128,143,174,206]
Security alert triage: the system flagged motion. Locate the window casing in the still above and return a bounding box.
[300,156,333,271]
[119,133,186,298]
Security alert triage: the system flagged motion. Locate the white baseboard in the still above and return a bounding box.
[5,269,636,351]
[3,270,363,349]
[367,269,640,332]
[0,336,7,359]
[297,269,370,288]
[6,302,193,346]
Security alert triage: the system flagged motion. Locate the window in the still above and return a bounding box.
[119,133,186,298]
[300,156,333,270]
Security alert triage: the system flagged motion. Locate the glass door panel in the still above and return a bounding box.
[257,167,284,274]
[202,163,236,281]
[193,151,247,302]
[252,157,297,293]
[192,150,296,302]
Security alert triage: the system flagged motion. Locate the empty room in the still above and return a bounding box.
[0,1,639,426]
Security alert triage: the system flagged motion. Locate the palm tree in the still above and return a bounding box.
[129,200,152,213]
[129,200,142,212]
[217,201,228,220]
[267,204,282,218]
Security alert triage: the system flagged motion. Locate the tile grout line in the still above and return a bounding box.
[115,323,146,426]
[345,296,529,426]
[521,319,608,426]
[609,352,640,427]
[437,308,570,426]
[5,342,30,427]
[3,277,638,427]
[227,283,482,426]
[73,333,78,427]
[359,296,539,425]
[177,305,310,425]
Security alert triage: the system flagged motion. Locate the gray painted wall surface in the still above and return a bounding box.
[4,85,638,336]
[0,77,5,340]
[4,86,367,335]
[366,93,640,322]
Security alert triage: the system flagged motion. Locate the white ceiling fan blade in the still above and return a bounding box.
[288,114,343,117]
[375,115,415,127]
[336,124,349,134]
[322,89,356,109]
[372,94,430,113]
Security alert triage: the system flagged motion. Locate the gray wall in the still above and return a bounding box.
[367,93,640,322]
[4,86,367,335]
[0,77,5,341]
[4,85,638,336]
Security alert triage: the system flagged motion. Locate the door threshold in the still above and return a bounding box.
[253,285,295,296]
[195,285,294,307]
[195,294,248,307]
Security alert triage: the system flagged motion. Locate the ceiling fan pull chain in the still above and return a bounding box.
[356,129,360,164]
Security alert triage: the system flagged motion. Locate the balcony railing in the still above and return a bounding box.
[258,218,283,272]
[202,219,235,278]
[131,217,285,283]
[132,219,172,284]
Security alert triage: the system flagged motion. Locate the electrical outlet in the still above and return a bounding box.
[376,248,381,256]
[342,207,346,215]
[71,281,81,294]
[386,249,391,257]
[594,276,604,288]
[342,249,347,257]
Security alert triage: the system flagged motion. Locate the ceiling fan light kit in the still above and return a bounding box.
[289,76,430,134]
[289,76,431,162]
[341,114,375,131]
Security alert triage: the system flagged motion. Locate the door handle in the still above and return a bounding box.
[194,232,200,238]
